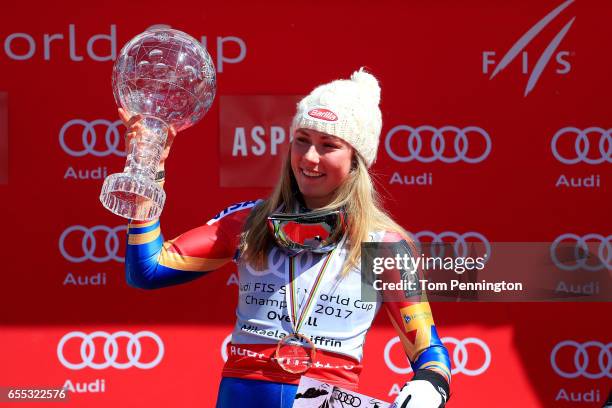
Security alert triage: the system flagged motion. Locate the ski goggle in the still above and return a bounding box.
[267,209,347,254]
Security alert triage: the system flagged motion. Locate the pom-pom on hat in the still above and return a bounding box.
[290,68,382,167]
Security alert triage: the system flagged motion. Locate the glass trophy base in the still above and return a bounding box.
[100,173,166,221]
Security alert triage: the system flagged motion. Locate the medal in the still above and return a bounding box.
[274,247,338,374]
[275,332,317,374]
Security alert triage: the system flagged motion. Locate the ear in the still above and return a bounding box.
[350,151,358,172]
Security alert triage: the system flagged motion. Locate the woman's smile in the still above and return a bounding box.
[300,168,325,178]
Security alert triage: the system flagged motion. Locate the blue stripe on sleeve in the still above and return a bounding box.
[128,221,161,234]
[412,326,451,373]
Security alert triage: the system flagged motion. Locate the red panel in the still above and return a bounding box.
[0,0,610,407]
[0,92,6,184]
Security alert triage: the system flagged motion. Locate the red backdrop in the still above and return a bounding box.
[0,1,610,407]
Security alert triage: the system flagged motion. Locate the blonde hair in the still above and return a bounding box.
[240,146,410,276]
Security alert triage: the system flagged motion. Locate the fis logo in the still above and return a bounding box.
[482,0,576,96]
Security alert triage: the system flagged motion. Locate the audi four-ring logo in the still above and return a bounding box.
[384,336,491,376]
[550,340,611,379]
[332,390,361,406]
[59,119,126,157]
[57,331,164,370]
[384,125,492,163]
[551,127,612,165]
[59,225,126,263]
[550,233,611,271]
[245,246,321,279]
[409,231,492,261]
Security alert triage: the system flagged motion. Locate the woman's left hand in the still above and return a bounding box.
[391,380,446,408]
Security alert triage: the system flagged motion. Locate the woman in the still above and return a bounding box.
[123,69,451,408]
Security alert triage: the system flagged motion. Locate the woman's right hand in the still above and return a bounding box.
[118,108,178,172]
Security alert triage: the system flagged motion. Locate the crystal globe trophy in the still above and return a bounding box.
[100,28,216,220]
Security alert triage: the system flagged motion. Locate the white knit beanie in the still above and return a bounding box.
[290,68,382,167]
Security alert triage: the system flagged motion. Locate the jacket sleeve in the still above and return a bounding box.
[125,200,260,290]
[380,231,452,386]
